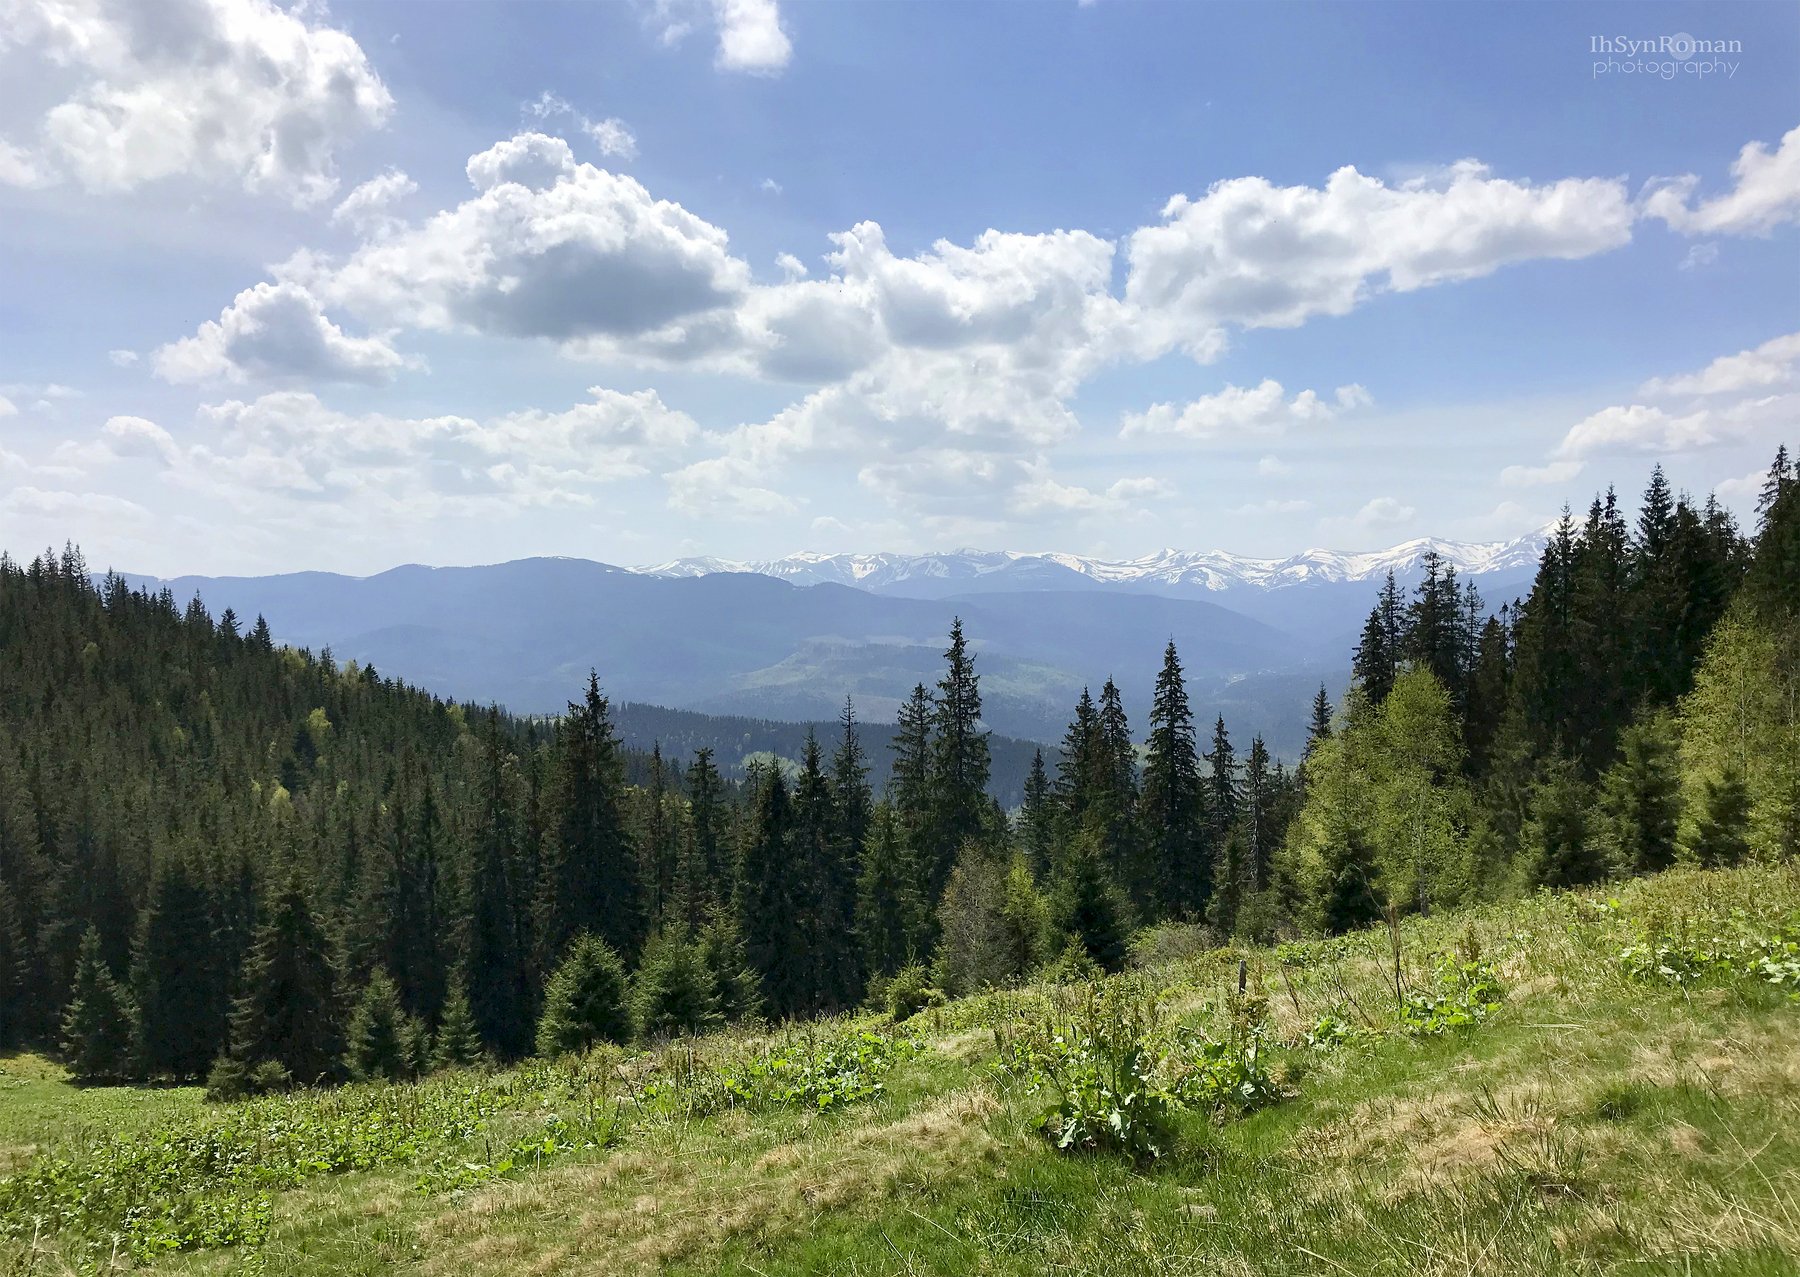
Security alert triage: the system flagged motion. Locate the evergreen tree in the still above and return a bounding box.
[465,717,533,1057]
[432,973,485,1070]
[681,748,728,927]
[1522,758,1602,889]
[229,878,343,1085]
[926,619,992,902]
[1690,768,1752,868]
[1596,714,1681,874]
[1353,572,1403,705]
[61,927,135,1081]
[1092,678,1142,898]
[1049,830,1130,972]
[633,928,721,1040]
[344,968,420,1081]
[855,804,917,981]
[535,934,631,1055]
[1202,715,1239,920]
[1141,642,1202,917]
[1016,748,1055,883]
[736,768,807,1018]
[830,697,873,862]
[793,733,860,1014]
[697,915,763,1023]
[544,674,640,961]
[132,851,227,1079]
[1055,687,1101,843]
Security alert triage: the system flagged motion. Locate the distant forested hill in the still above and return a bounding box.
[611,702,1052,807]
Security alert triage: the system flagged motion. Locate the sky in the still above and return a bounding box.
[0,0,1796,578]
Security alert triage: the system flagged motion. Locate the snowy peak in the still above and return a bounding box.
[635,532,1548,596]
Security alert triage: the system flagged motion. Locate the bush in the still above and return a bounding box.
[1040,936,1101,985]
[1129,922,1218,971]
[884,963,944,1022]
[536,934,632,1057]
[204,1056,294,1102]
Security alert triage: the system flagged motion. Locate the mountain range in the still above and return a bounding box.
[116,531,1547,768]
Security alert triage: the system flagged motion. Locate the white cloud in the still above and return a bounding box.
[1500,459,1584,487]
[1124,160,1633,345]
[760,177,783,195]
[0,396,15,417]
[108,349,138,367]
[666,454,798,518]
[296,134,749,345]
[1256,455,1290,477]
[0,0,391,203]
[775,252,808,281]
[1638,331,1800,398]
[154,282,412,386]
[1554,393,1796,461]
[1678,242,1719,271]
[331,169,417,235]
[1121,380,1369,440]
[712,0,791,73]
[1642,125,1800,237]
[1355,496,1415,529]
[586,118,638,161]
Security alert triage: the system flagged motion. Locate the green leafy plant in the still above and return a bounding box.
[1399,956,1504,1035]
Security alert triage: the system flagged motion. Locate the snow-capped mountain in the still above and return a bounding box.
[635,531,1548,596]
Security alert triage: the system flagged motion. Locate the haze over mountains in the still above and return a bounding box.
[119,531,1547,762]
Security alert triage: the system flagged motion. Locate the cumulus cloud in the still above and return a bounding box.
[1354,496,1416,530]
[0,396,15,417]
[293,135,749,346]
[331,169,416,235]
[1256,455,1290,477]
[1123,160,1634,345]
[1641,125,1800,237]
[712,0,791,73]
[0,0,391,203]
[154,282,412,386]
[1120,379,1370,441]
[646,0,792,74]
[525,92,636,161]
[1638,331,1800,398]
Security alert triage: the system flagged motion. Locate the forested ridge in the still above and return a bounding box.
[3,449,1796,1093]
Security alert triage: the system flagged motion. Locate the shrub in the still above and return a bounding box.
[884,963,944,1022]
[537,934,632,1056]
[1001,984,1173,1161]
[1129,922,1217,971]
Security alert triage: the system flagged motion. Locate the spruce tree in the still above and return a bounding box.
[830,697,873,862]
[432,972,485,1070]
[466,718,533,1057]
[344,968,419,1081]
[544,674,641,961]
[927,619,992,903]
[1523,758,1603,889]
[856,804,917,982]
[1092,679,1141,900]
[633,928,721,1040]
[132,851,227,1079]
[535,934,631,1056]
[1142,641,1202,916]
[697,915,763,1023]
[682,748,728,927]
[1690,768,1752,868]
[1596,715,1681,874]
[1017,748,1055,882]
[229,878,343,1085]
[1050,830,1130,973]
[1316,826,1384,936]
[736,768,807,1018]
[62,927,135,1081]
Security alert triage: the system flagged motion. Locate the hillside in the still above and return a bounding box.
[4,863,1797,1275]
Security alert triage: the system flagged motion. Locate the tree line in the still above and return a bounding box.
[7,447,1796,1088]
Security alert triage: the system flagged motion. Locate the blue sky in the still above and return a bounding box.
[0,0,1795,576]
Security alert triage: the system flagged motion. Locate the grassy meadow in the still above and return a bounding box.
[4,862,1798,1277]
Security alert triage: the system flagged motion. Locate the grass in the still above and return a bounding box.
[4,863,1798,1275]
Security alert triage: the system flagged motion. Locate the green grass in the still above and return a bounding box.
[5,864,1799,1275]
